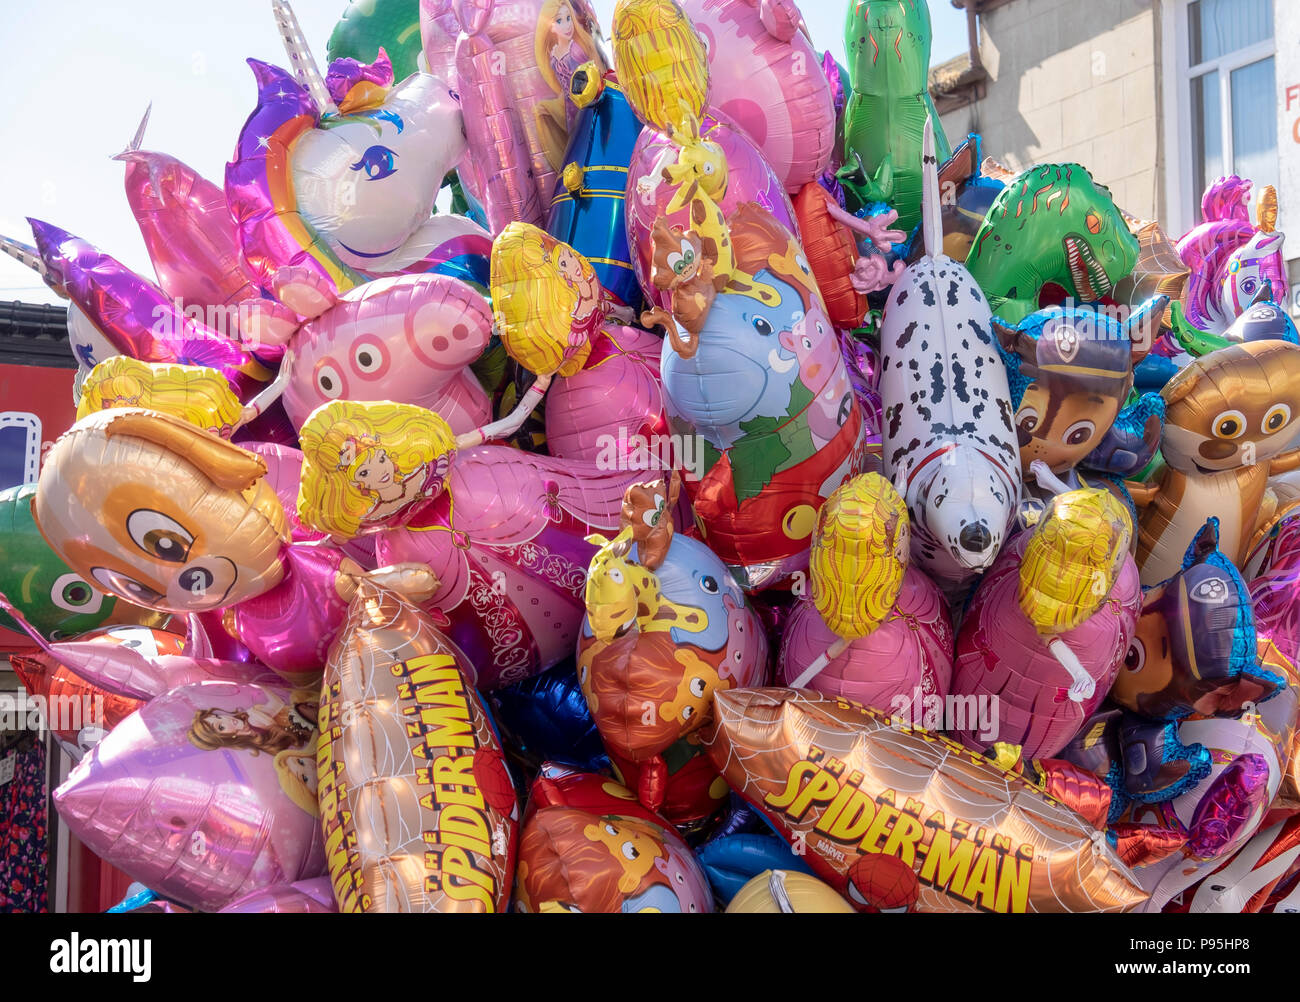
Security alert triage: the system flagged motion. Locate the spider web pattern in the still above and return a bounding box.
[318,583,513,912]
[706,688,1147,912]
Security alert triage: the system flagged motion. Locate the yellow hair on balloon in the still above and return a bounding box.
[809,473,909,640]
[1018,488,1132,635]
[77,356,243,439]
[491,223,596,378]
[297,399,456,540]
[612,0,709,134]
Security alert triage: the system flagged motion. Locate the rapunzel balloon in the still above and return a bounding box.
[53,679,327,912]
[612,0,710,136]
[683,0,834,193]
[445,0,608,232]
[778,473,954,714]
[227,8,489,295]
[296,398,646,688]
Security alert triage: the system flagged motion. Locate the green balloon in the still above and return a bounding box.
[326,0,425,84]
[965,164,1139,325]
[840,0,952,233]
[0,484,116,640]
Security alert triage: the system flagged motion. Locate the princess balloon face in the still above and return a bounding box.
[293,74,467,262]
[33,409,290,614]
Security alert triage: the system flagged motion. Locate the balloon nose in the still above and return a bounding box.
[959,521,992,553]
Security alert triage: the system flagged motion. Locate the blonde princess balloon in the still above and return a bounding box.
[77,357,245,439]
[534,0,606,161]
[612,0,709,134]
[297,400,457,539]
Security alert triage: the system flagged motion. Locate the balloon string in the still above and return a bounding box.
[788,635,850,689]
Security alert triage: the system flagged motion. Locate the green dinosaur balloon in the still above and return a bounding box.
[965,163,1139,325]
[326,0,424,83]
[0,484,115,640]
[839,0,952,234]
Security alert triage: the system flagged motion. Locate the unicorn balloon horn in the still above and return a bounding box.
[271,0,337,116]
[0,234,60,296]
[121,102,151,157]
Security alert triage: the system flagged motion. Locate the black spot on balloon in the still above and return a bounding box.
[930,361,945,403]
[897,320,919,348]
[952,361,969,403]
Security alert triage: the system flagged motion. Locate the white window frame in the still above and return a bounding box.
[1161,0,1276,235]
[0,411,42,487]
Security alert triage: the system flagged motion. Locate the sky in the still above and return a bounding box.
[0,0,970,306]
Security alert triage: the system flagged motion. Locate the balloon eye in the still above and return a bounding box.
[353,342,385,375]
[752,316,774,336]
[1086,210,1102,234]
[700,575,719,594]
[604,823,617,836]
[1017,407,1040,434]
[316,362,344,399]
[1124,638,1146,673]
[622,841,639,860]
[92,567,162,606]
[51,572,104,614]
[1264,404,1292,433]
[689,677,707,698]
[1213,410,1246,439]
[349,144,399,181]
[127,509,194,563]
[681,705,695,720]
[607,566,624,584]
[1063,420,1096,447]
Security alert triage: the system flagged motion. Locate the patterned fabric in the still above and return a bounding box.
[0,741,48,913]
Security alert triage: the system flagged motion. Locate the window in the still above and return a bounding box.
[0,412,41,490]
[1175,0,1277,226]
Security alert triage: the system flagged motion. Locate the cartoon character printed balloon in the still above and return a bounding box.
[657,201,872,590]
[778,473,954,715]
[226,25,489,294]
[683,0,835,193]
[515,766,713,912]
[879,120,1022,593]
[53,680,326,911]
[579,475,769,818]
[705,688,1148,912]
[318,582,518,912]
[965,163,1139,325]
[1130,340,1300,586]
[445,0,609,232]
[296,399,644,688]
[32,406,438,680]
[949,485,1142,760]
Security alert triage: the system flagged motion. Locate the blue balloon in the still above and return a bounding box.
[696,834,816,905]
[490,659,609,773]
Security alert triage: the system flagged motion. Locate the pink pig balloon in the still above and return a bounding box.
[778,566,953,714]
[625,110,796,313]
[53,680,327,912]
[949,531,1142,760]
[684,0,834,192]
[545,324,670,465]
[117,147,262,313]
[279,273,494,433]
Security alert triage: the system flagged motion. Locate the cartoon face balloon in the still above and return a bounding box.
[34,408,290,614]
[515,767,712,913]
[53,680,326,911]
[0,483,117,640]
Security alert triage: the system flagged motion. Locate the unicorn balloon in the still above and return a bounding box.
[226,2,490,296]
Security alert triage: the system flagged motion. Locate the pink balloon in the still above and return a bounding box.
[948,532,1142,760]
[219,877,337,913]
[625,110,796,314]
[240,442,328,544]
[54,680,327,912]
[777,566,953,713]
[375,447,643,689]
[118,148,262,311]
[546,325,670,465]
[684,0,834,192]
[280,273,494,434]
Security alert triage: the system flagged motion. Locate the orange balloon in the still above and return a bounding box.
[793,182,868,332]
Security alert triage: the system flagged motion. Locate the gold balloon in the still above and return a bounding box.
[77,357,244,438]
[1018,487,1132,635]
[809,473,909,640]
[612,0,710,133]
[318,581,518,912]
[726,870,855,913]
